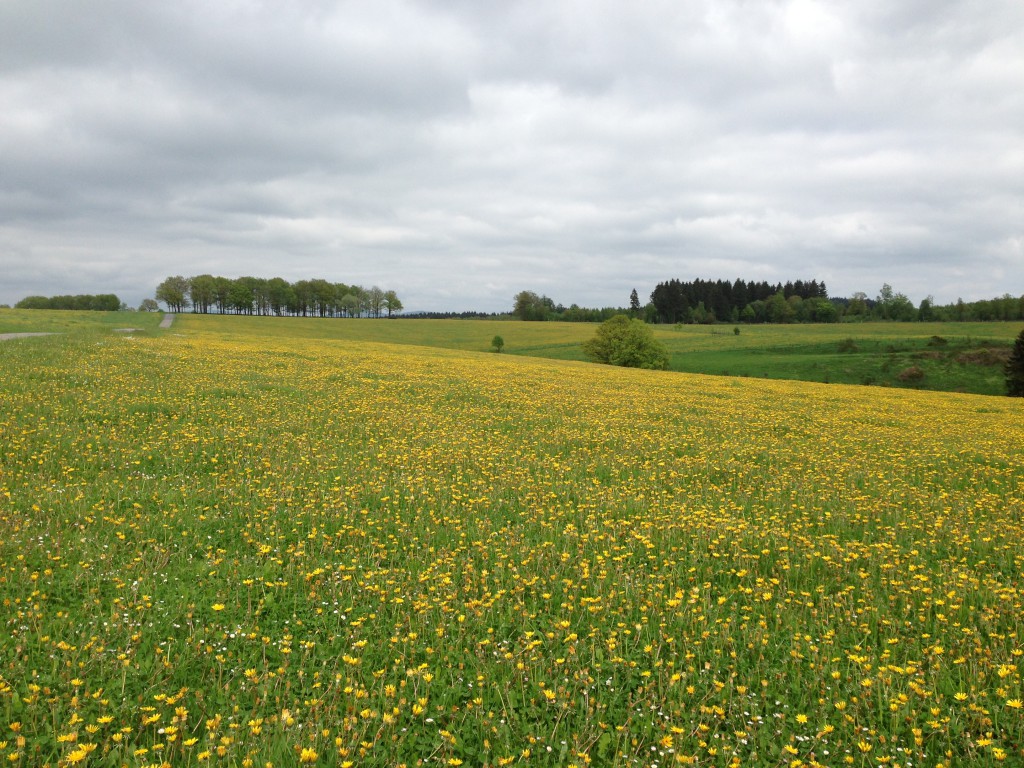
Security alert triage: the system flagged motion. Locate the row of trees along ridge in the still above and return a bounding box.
[15,293,123,311]
[156,275,402,318]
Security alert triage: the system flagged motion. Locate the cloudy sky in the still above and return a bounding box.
[1,0,1022,312]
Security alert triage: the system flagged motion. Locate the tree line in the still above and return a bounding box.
[156,275,402,318]
[511,291,630,322]
[15,294,123,311]
[513,280,833,324]
[513,281,1024,325]
[648,278,1024,325]
[650,278,832,324]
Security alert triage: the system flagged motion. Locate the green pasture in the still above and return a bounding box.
[171,314,1022,396]
[0,309,164,336]
[2,308,1019,395]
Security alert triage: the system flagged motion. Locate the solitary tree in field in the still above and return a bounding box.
[491,335,505,353]
[583,314,669,370]
[1007,328,1024,396]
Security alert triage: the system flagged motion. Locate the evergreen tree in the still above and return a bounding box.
[1006,328,1024,397]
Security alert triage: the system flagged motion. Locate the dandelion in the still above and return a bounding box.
[65,744,96,764]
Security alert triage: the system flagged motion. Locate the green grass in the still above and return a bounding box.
[164,314,1020,396]
[165,313,597,356]
[654,323,1019,395]
[0,308,165,336]
[1,320,1023,766]
[5,310,1016,395]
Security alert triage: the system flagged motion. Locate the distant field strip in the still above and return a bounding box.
[0,332,58,341]
[1,326,1022,765]
[169,313,1021,395]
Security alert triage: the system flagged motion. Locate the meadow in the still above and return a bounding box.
[2,310,1015,395]
[1,312,1023,766]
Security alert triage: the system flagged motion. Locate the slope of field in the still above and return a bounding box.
[3,309,1015,395]
[171,313,1019,396]
[1,323,1023,766]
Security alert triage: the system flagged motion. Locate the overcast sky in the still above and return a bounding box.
[2,0,1022,312]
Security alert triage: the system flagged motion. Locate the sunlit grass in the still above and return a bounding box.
[1,322,1022,766]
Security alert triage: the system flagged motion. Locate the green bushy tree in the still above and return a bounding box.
[583,314,669,370]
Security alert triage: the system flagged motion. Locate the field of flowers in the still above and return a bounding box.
[1,319,1023,767]
[141,313,1021,395]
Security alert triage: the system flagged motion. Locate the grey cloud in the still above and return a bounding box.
[1,0,1022,311]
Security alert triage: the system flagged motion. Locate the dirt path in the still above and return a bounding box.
[0,332,58,341]
[159,313,175,329]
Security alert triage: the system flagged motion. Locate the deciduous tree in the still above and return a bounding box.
[156,276,190,312]
[513,291,554,321]
[383,290,403,317]
[368,286,385,318]
[583,314,669,370]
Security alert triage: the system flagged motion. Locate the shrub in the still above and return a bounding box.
[897,365,925,383]
[583,315,669,370]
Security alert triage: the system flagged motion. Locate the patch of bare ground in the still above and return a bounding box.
[956,348,1011,366]
[0,332,58,341]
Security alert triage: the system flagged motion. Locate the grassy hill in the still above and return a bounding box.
[1,308,1019,395]
[174,313,1021,396]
